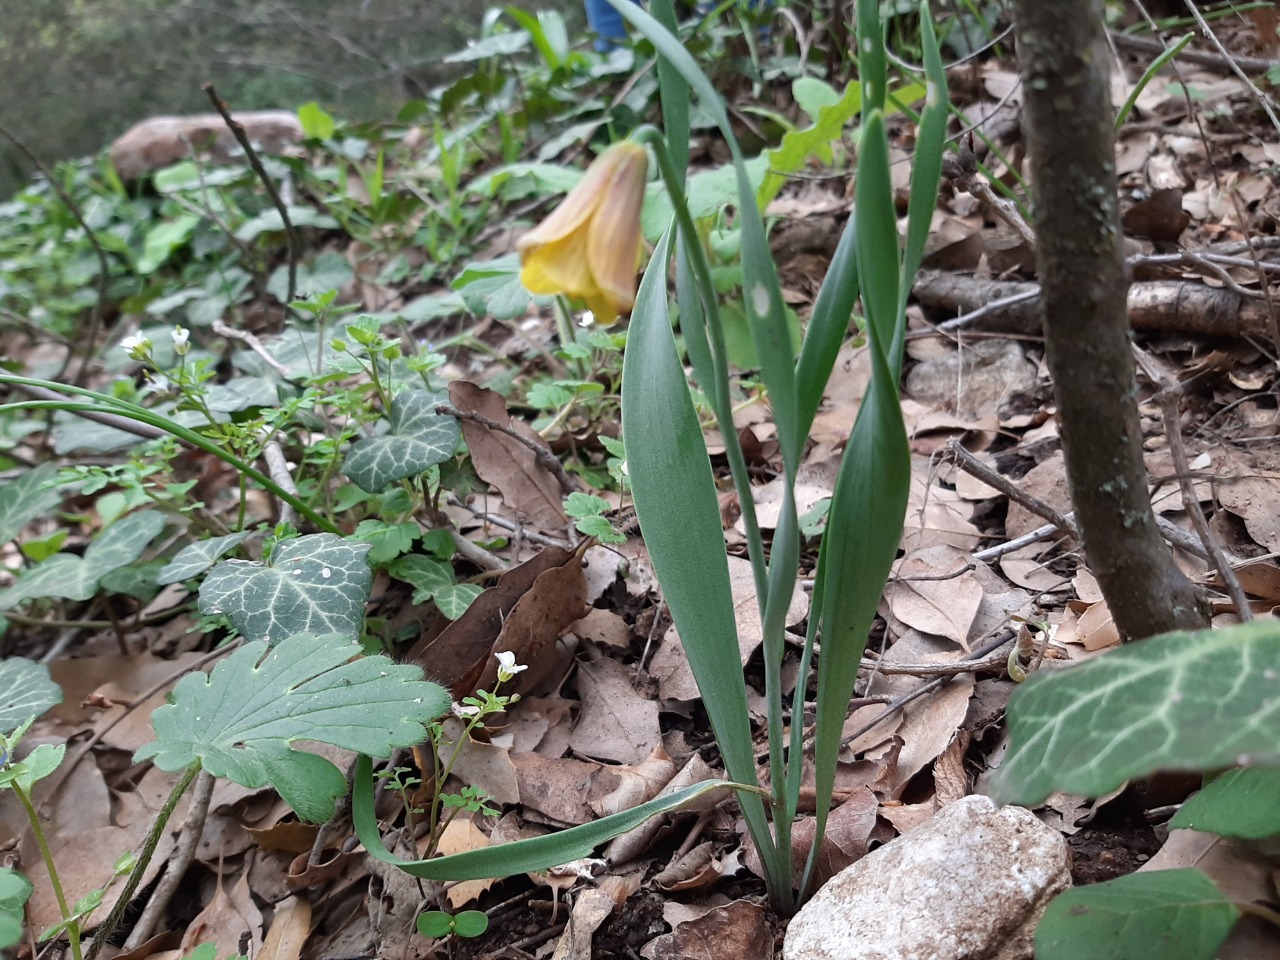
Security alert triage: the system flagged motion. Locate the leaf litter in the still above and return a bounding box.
[8,11,1280,959]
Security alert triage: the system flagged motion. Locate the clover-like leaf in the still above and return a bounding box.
[158,531,254,585]
[0,463,61,546]
[0,511,166,611]
[198,534,372,642]
[991,621,1280,806]
[343,390,460,492]
[135,631,448,822]
[0,658,63,733]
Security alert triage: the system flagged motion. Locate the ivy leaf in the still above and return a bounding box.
[387,555,481,620]
[343,390,460,492]
[198,534,372,642]
[1035,870,1238,960]
[0,463,62,546]
[1170,767,1280,839]
[135,631,449,822]
[0,511,166,611]
[157,531,254,585]
[0,658,63,733]
[991,621,1280,806]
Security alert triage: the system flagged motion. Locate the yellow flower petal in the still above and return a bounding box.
[517,140,649,323]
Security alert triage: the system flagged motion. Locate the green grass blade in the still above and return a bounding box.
[1116,35,1192,129]
[651,0,689,180]
[854,111,901,373]
[621,228,778,876]
[897,7,948,335]
[857,0,886,115]
[607,0,802,474]
[353,755,743,881]
[795,212,860,437]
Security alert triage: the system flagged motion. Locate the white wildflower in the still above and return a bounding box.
[171,325,191,356]
[495,650,528,683]
[120,334,152,361]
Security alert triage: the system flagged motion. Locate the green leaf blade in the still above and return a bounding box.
[991,621,1280,806]
[1035,870,1239,960]
[0,658,63,733]
[198,533,373,642]
[136,632,448,822]
[343,390,460,492]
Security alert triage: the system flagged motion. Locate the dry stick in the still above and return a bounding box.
[123,770,217,949]
[840,630,1016,749]
[1179,0,1280,135]
[447,496,573,550]
[261,440,300,528]
[202,83,299,306]
[946,441,1080,537]
[947,439,1211,561]
[212,319,292,378]
[1108,29,1277,76]
[0,124,110,388]
[435,404,578,495]
[1132,347,1253,619]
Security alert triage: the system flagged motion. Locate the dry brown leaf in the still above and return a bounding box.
[180,869,264,960]
[437,716,520,806]
[448,380,567,530]
[510,752,606,826]
[569,606,631,650]
[645,898,773,960]
[743,788,882,890]
[1003,453,1072,541]
[570,657,662,765]
[258,895,311,960]
[903,459,982,553]
[591,745,676,817]
[405,543,587,698]
[885,545,984,647]
[434,819,494,908]
[550,887,617,960]
[607,753,727,865]
[1217,449,1280,552]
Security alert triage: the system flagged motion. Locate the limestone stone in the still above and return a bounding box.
[784,795,1070,960]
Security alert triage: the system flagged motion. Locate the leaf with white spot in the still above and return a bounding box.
[198,534,372,642]
[135,631,449,821]
[343,390,460,492]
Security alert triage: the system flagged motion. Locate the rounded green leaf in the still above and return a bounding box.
[1035,870,1239,960]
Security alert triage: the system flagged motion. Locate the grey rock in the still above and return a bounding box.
[784,795,1070,960]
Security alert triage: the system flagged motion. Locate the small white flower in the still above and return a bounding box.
[495,651,528,683]
[452,701,482,718]
[578,310,596,328]
[171,325,191,356]
[120,334,152,361]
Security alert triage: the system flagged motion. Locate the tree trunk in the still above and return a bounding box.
[1014,0,1209,638]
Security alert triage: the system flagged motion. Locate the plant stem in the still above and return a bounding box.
[86,763,200,960]
[12,781,81,960]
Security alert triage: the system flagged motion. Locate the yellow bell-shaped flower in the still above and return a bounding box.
[518,141,648,326]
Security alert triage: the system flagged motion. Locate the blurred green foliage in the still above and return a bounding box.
[0,0,581,198]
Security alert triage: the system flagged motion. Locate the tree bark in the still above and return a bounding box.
[1014,0,1209,638]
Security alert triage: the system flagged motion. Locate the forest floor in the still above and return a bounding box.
[5,6,1280,959]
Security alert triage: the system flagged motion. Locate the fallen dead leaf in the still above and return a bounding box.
[884,545,984,647]
[569,657,663,765]
[449,379,567,531]
[644,898,773,960]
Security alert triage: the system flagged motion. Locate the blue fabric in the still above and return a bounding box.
[585,0,641,51]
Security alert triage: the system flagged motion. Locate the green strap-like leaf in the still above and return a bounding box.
[622,228,777,872]
[353,753,740,881]
[991,621,1280,806]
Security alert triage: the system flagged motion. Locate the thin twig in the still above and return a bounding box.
[840,630,1017,749]
[0,123,111,388]
[202,83,299,306]
[262,441,299,528]
[123,770,216,949]
[212,319,292,378]
[436,404,578,495]
[1109,29,1276,76]
[1177,0,1280,137]
[447,496,573,550]
[946,441,1080,537]
[1132,346,1252,618]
